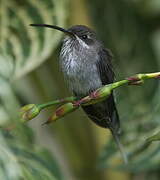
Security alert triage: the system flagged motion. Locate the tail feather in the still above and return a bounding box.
[110,128,128,164]
[81,94,128,163]
[110,109,128,164]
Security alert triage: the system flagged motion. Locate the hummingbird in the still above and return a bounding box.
[30,24,127,163]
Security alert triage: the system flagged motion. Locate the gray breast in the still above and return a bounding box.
[60,38,102,96]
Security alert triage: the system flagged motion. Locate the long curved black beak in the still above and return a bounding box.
[30,24,75,37]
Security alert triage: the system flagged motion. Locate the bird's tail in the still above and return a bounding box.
[110,128,128,164]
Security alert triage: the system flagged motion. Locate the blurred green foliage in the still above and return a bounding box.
[0,0,68,179]
[0,0,160,179]
[88,0,160,177]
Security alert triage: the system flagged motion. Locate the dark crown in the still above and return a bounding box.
[68,25,96,37]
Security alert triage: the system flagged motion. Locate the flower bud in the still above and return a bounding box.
[20,104,40,122]
[83,85,112,106]
[44,102,78,124]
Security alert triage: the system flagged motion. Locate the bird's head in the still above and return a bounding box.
[30,24,100,50]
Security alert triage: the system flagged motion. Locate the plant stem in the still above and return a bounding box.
[38,96,77,110]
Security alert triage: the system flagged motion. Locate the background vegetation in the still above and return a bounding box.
[0,0,160,179]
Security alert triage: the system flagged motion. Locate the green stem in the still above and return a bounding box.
[110,79,129,89]
[20,72,160,122]
[38,96,76,110]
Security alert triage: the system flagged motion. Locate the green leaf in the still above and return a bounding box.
[0,0,69,179]
[0,130,61,180]
[0,0,68,79]
[146,131,160,143]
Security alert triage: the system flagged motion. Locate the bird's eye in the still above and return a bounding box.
[81,35,87,39]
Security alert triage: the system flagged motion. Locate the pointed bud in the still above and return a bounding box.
[97,85,112,98]
[20,104,40,122]
[83,86,112,106]
[44,102,78,124]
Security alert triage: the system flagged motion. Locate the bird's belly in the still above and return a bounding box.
[63,62,102,96]
[68,75,102,96]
